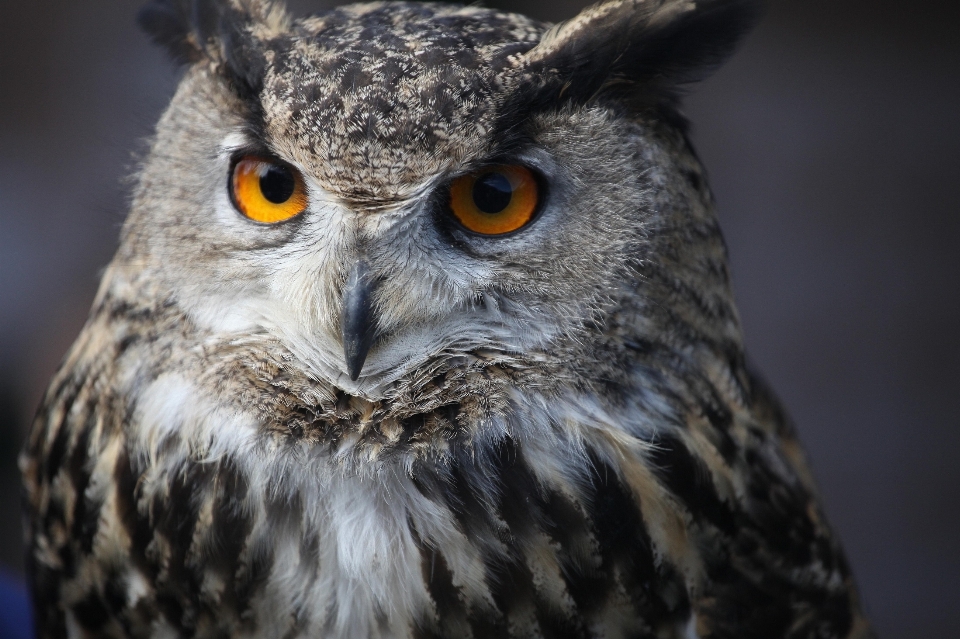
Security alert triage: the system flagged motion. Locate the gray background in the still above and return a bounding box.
[1,0,958,636]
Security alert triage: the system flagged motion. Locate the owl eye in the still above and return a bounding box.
[448,165,539,235]
[230,156,308,224]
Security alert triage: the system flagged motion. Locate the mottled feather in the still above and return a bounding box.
[23,1,873,638]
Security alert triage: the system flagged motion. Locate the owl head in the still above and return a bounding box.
[119,0,756,400]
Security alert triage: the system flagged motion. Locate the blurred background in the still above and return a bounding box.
[1,0,958,636]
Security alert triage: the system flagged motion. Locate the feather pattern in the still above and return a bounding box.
[22,1,873,637]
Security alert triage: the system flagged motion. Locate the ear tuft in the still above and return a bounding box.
[512,0,761,109]
[138,0,215,65]
[138,0,285,96]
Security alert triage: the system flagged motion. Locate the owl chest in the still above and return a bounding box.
[41,372,698,638]
[116,423,696,639]
[118,448,693,639]
[109,394,435,637]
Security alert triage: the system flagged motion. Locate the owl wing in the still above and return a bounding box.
[677,367,875,638]
[23,373,266,639]
[21,360,124,638]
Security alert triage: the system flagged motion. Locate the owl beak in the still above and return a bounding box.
[341,260,378,381]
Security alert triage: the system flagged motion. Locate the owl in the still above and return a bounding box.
[20,0,873,637]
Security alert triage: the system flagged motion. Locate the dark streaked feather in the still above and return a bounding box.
[502,0,762,118]
[138,0,270,96]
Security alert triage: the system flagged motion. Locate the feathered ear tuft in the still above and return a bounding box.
[509,0,760,111]
[138,0,288,96]
[138,0,228,65]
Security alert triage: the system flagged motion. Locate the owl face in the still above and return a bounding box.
[125,0,757,396]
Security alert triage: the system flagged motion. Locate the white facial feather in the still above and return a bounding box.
[170,129,591,399]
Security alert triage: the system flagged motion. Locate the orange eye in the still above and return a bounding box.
[230,156,308,224]
[448,165,539,235]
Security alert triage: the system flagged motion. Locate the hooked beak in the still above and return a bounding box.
[341,260,378,381]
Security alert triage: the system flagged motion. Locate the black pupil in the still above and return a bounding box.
[259,165,296,204]
[472,172,513,214]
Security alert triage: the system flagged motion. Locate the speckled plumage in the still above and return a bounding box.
[263,4,544,206]
[22,1,873,638]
